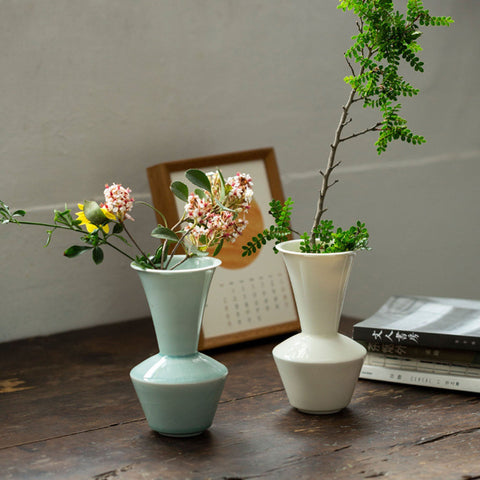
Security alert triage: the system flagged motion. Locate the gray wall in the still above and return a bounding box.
[1,0,478,342]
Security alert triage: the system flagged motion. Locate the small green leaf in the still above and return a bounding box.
[44,230,53,247]
[64,245,91,258]
[113,223,124,234]
[54,209,72,226]
[151,226,179,242]
[195,189,207,200]
[170,181,189,202]
[217,169,228,200]
[185,169,211,193]
[213,239,224,257]
[152,244,164,264]
[92,247,104,265]
[113,234,130,245]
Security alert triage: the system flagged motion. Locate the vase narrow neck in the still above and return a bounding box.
[132,257,221,356]
[277,243,355,336]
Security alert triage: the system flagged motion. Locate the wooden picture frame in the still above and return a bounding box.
[147,147,299,349]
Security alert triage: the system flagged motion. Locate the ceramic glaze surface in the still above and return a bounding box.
[273,240,366,414]
[275,240,355,335]
[131,352,227,384]
[131,256,221,356]
[130,256,227,436]
[130,353,227,437]
[273,332,366,364]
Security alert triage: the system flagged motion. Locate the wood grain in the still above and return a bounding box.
[1,317,479,479]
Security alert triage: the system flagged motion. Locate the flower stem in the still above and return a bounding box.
[164,227,192,270]
[169,254,192,270]
[122,223,156,269]
[136,201,168,227]
[104,240,136,262]
[12,220,80,231]
[13,218,137,263]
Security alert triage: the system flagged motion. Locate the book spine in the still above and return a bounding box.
[353,325,480,352]
[356,340,480,365]
[360,363,480,393]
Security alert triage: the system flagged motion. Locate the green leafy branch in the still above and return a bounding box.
[309,0,453,246]
[242,198,370,256]
[300,220,369,253]
[1,199,135,265]
[241,198,295,257]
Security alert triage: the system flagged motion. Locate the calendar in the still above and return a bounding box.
[206,270,296,337]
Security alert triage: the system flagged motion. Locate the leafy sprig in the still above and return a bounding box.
[2,199,134,265]
[309,0,453,243]
[242,198,369,256]
[0,201,26,224]
[300,220,369,253]
[241,198,294,257]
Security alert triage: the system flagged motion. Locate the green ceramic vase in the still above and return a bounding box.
[130,256,227,437]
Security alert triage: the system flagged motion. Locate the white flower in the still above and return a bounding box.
[102,183,134,222]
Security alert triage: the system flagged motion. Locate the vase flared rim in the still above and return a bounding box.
[275,239,356,257]
[130,255,222,274]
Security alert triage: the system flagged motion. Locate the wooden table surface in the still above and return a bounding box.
[1,317,479,480]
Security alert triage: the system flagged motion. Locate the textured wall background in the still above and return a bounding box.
[1,0,478,342]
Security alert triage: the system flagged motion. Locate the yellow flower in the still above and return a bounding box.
[76,203,116,233]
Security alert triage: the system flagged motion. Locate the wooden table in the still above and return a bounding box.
[1,317,479,480]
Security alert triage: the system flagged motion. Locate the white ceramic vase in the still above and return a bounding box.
[273,239,366,414]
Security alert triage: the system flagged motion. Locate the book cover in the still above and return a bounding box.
[353,296,480,351]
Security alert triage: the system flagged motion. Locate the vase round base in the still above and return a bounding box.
[130,352,228,437]
[296,407,343,415]
[272,332,366,414]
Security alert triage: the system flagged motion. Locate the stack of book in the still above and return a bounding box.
[353,295,480,393]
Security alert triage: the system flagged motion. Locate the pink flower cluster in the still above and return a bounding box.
[184,172,253,250]
[102,183,134,222]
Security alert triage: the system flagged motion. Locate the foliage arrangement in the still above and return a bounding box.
[243,0,453,256]
[1,169,253,270]
[243,198,369,255]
